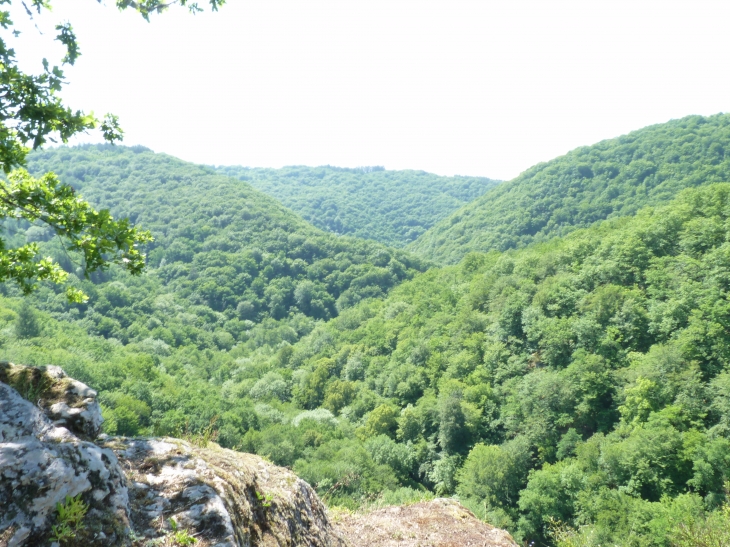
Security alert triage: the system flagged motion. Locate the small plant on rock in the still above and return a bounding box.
[49,494,88,545]
[178,416,220,448]
[10,367,52,404]
[168,518,197,546]
[255,490,274,509]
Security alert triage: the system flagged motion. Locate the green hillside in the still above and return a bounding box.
[0,145,431,435]
[5,173,730,545]
[5,125,730,547]
[0,142,433,438]
[216,165,499,247]
[410,113,730,263]
[219,184,729,546]
[24,145,428,322]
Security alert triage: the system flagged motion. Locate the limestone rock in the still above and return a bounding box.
[101,437,343,547]
[0,364,346,547]
[0,382,130,547]
[0,362,102,440]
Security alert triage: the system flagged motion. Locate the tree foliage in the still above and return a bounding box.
[3,117,730,546]
[0,0,204,297]
[218,165,499,247]
[411,114,730,263]
[25,145,428,322]
[14,299,39,338]
[243,183,730,545]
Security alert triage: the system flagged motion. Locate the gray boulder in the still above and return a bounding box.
[0,380,130,547]
[0,362,103,440]
[0,363,344,547]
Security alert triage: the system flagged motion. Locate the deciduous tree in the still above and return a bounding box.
[0,0,225,298]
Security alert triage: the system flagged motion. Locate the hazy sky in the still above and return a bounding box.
[10,0,730,180]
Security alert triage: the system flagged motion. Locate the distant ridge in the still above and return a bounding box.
[410,113,730,263]
[25,145,429,325]
[217,164,499,247]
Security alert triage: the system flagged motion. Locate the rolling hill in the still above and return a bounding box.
[410,113,730,263]
[261,183,730,545]
[24,145,429,324]
[0,144,431,448]
[217,164,499,247]
[4,118,730,547]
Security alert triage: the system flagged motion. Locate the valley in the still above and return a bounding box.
[2,113,730,546]
[217,164,499,247]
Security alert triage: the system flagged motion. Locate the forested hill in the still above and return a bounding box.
[410,113,730,263]
[2,146,730,547]
[254,184,730,546]
[216,165,499,247]
[21,144,428,333]
[5,182,728,547]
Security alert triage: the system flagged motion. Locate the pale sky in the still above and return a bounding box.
[9,0,730,180]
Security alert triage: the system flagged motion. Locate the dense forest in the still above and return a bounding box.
[249,183,730,546]
[411,114,730,263]
[3,115,730,546]
[25,145,429,320]
[0,144,428,445]
[217,165,498,247]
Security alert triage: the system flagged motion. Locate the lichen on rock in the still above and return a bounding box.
[103,437,344,547]
[0,362,103,440]
[0,380,130,547]
[0,363,346,547]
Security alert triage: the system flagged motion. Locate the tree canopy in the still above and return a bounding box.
[411,114,730,264]
[218,165,499,247]
[5,140,730,545]
[2,14,730,546]
[25,145,429,321]
[255,183,730,545]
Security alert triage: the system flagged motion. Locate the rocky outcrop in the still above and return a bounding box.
[332,498,519,547]
[101,437,343,547]
[0,375,129,547]
[0,363,344,547]
[0,362,103,440]
[1,363,518,547]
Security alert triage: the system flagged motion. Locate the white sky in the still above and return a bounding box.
[9,0,730,180]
